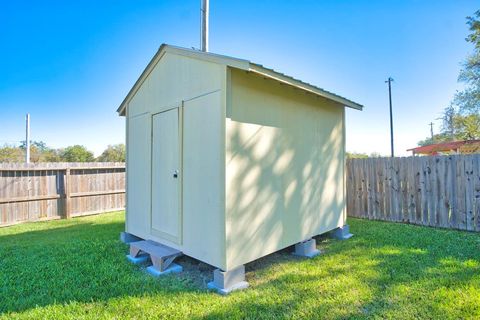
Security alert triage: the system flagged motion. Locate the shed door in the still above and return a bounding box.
[151,108,181,244]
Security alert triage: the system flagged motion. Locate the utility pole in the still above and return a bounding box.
[429,122,434,141]
[201,0,209,52]
[25,113,30,164]
[385,77,394,157]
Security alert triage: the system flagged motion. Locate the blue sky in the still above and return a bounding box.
[0,0,478,156]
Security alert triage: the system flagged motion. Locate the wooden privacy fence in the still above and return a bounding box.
[0,162,125,227]
[346,155,480,231]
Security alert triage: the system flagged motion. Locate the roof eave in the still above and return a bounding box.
[248,64,364,110]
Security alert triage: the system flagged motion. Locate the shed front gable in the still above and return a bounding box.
[126,51,226,118]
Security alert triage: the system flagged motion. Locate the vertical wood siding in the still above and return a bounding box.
[347,155,480,231]
[0,162,125,227]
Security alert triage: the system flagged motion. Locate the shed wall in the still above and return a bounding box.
[225,68,346,270]
[125,52,226,269]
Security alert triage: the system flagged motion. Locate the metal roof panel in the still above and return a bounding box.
[117,44,363,115]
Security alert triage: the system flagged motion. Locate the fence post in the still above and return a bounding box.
[64,167,71,219]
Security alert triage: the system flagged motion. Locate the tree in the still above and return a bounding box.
[418,11,480,146]
[0,145,24,162]
[369,152,383,158]
[466,10,480,48]
[19,140,63,162]
[441,105,456,138]
[455,16,480,116]
[60,145,95,162]
[39,148,62,162]
[346,152,384,158]
[449,10,480,140]
[20,140,49,152]
[346,152,368,159]
[417,133,451,147]
[96,144,125,162]
[452,113,480,140]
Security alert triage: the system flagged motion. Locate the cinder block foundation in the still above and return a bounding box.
[126,254,150,264]
[147,263,183,276]
[331,225,353,240]
[207,265,249,295]
[293,238,321,258]
[120,232,143,244]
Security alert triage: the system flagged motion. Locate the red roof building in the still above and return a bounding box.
[407,140,480,156]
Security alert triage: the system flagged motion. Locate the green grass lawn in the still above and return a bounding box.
[1,212,480,319]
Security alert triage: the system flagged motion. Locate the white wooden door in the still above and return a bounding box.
[151,108,181,243]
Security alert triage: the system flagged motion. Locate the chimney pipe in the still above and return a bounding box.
[201,0,209,52]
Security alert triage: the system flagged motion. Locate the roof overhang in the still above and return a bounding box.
[247,64,363,110]
[117,44,363,116]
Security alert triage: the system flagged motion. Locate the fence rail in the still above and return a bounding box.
[346,155,480,231]
[0,162,125,227]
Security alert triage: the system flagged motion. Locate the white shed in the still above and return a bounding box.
[118,44,362,293]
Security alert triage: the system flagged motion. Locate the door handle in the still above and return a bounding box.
[173,170,179,178]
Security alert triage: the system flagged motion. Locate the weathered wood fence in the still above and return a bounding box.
[0,162,125,227]
[347,155,480,231]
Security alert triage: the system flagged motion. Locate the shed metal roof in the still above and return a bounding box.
[117,44,364,116]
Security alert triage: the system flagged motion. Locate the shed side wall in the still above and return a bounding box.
[225,69,345,270]
[126,52,226,269]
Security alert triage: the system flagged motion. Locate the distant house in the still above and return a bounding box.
[408,140,480,156]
